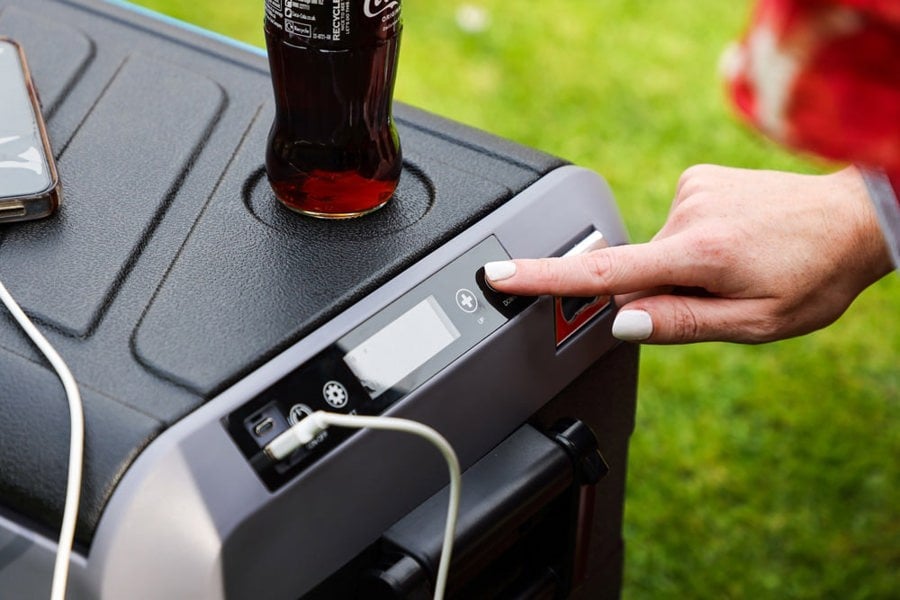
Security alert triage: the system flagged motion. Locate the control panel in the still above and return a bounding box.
[224,236,535,489]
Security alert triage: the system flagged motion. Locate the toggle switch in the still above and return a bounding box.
[555,230,611,347]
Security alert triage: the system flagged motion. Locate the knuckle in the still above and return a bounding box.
[688,228,739,264]
[671,299,703,342]
[744,315,786,344]
[668,189,721,232]
[678,164,705,186]
[581,250,617,290]
[667,196,704,229]
[744,298,808,343]
[677,164,714,198]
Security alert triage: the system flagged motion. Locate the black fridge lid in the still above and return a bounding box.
[0,0,564,547]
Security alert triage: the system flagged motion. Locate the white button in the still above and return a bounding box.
[322,381,349,409]
[288,403,314,425]
[455,288,478,313]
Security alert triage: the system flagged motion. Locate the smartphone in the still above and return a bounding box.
[0,37,61,223]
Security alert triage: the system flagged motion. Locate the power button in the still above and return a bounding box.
[476,266,536,319]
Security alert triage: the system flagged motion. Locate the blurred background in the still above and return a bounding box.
[130,1,899,597]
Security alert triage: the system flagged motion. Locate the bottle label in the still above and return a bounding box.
[265,0,401,47]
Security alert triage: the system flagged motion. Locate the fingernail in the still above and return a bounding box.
[484,260,516,282]
[612,310,653,342]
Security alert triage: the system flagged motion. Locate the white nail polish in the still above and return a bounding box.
[612,310,653,342]
[484,261,516,282]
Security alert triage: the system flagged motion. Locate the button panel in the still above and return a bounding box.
[224,236,535,489]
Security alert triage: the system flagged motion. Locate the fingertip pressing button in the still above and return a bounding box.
[483,260,517,284]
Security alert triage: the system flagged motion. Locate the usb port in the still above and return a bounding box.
[243,402,289,449]
[253,417,276,437]
[0,201,27,219]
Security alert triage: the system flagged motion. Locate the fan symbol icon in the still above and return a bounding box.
[322,381,349,409]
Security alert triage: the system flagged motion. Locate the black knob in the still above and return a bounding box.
[548,418,610,485]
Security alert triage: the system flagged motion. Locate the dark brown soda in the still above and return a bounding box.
[264,10,402,218]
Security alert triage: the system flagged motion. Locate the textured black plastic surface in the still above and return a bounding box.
[0,0,564,546]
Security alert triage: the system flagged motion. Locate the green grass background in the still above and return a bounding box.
[130,1,899,597]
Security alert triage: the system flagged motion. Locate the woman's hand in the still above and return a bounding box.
[484,165,893,344]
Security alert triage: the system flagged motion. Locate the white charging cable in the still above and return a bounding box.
[265,411,461,600]
[0,280,83,600]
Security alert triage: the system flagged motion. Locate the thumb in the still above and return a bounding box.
[612,295,766,344]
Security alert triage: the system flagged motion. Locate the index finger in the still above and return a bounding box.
[483,240,694,297]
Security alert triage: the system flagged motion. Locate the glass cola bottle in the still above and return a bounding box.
[264,0,403,218]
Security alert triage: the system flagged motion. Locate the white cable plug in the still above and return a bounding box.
[265,411,462,600]
[0,280,84,600]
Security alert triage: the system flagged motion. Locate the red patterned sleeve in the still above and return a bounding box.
[723,0,900,265]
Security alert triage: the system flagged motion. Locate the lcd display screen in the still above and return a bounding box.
[344,296,461,398]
